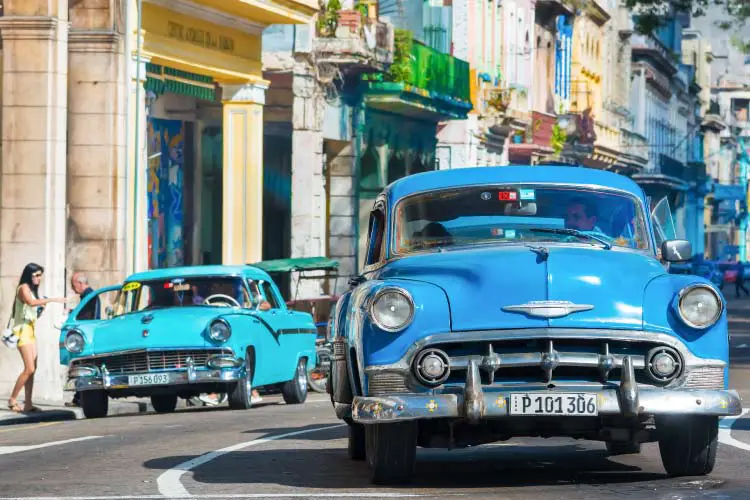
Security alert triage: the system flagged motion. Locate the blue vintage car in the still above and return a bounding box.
[60,265,317,418]
[328,166,742,484]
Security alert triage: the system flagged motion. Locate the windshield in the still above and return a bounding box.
[392,185,650,255]
[114,276,252,316]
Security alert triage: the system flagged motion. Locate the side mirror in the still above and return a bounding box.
[661,239,692,262]
[348,275,366,288]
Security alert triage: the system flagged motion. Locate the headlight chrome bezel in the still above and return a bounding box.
[368,286,415,333]
[208,318,232,342]
[64,329,85,353]
[677,284,723,330]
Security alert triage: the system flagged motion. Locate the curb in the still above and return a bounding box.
[0,401,151,426]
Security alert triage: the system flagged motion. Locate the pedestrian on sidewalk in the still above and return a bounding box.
[66,271,101,407]
[735,260,750,298]
[6,263,70,413]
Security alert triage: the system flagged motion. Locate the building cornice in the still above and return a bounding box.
[68,30,120,53]
[0,16,66,41]
[144,0,266,36]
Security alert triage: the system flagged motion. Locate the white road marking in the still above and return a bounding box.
[0,435,103,456]
[157,424,346,497]
[719,408,750,451]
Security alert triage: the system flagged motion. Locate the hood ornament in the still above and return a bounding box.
[502,300,594,318]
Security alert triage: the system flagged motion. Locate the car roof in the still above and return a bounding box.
[125,265,272,283]
[383,165,647,203]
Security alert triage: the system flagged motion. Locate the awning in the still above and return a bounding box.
[145,63,217,101]
[249,257,340,273]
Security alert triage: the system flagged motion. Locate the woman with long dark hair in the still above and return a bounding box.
[7,263,69,413]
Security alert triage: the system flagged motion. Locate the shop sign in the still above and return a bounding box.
[167,21,235,54]
[713,183,746,202]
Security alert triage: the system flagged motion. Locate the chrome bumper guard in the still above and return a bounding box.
[65,356,244,392]
[352,357,743,424]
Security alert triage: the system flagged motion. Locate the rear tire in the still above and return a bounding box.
[365,422,417,485]
[605,441,641,455]
[282,358,308,404]
[657,415,718,476]
[80,390,108,419]
[348,423,366,460]
[151,394,178,414]
[228,353,254,410]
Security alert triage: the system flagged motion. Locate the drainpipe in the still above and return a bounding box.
[352,98,365,274]
[123,0,132,275]
[132,0,143,272]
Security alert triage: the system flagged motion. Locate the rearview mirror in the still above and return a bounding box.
[504,202,537,216]
[661,239,692,262]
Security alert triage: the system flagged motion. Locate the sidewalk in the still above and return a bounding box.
[0,397,152,426]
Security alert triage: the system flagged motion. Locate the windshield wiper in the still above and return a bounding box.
[528,227,612,250]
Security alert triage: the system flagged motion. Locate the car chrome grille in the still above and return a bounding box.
[684,367,725,389]
[417,338,680,387]
[368,372,410,396]
[71,349,232,375]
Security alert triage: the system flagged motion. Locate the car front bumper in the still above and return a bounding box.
[351,357,743,424]
[65,365,243,392]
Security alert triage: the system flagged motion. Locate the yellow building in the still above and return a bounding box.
[128,0,317,271]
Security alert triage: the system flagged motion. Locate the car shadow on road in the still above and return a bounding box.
[144,430,670,489]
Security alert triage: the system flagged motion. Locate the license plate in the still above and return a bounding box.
[509,393,598,416]
[127,373,170,386]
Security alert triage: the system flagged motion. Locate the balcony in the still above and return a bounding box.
[362,38,472,120]
[313,10,394,74]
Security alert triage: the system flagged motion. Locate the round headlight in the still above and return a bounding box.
[209,320,231,342]
[678,285,723,329]
[64,331,85,353]
[369,288,415,332]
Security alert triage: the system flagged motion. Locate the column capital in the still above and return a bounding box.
[0,16,66,41]
[221,82,269,105]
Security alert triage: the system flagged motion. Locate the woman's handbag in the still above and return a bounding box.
[2,319,18,349]
[2,297,18,349]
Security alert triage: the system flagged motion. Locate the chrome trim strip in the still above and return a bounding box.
[65,366,244,392]
[69,347,234,364]
[502,301,594,319]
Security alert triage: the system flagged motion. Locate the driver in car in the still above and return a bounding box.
[565,197,602,233]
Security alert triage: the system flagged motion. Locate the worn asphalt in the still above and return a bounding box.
[1,297,750,499]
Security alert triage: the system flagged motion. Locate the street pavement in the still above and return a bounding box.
[2,299,750,499]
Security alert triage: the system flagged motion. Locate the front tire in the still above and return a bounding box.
[228,354,254,410]
[365,422,417,485]
[348,423,366,460]
[151,394,178,413]
[80,390,108,419]
[657,415,718,476]
[282,358,308,404]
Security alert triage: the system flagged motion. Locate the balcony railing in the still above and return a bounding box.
[407,41,471,103]
[313,13,394,73]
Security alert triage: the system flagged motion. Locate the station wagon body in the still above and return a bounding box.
[60,265,317,418]
[327,166,742,484]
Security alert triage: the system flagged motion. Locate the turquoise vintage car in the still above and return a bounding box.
[59,265,317,418]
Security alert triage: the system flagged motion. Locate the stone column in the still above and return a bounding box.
[0,12,69,402]
[67,30,127,290]
[125,48,149,275]
[221,82,267,265]
[290,69,325,297]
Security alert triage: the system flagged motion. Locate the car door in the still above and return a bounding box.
[245,279,286,385]
[256,279,302,383]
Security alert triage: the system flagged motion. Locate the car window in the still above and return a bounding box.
[365,206,386,266]
[260,281,281,309]
[75,289,120,321]
[113,276,248,316]
[392,185,650,255]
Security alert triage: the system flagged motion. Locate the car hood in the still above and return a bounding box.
[89,306,232,354]
[378,245,666,332]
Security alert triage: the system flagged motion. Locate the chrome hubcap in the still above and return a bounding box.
[245,359,252,403]
[297,362,306,392]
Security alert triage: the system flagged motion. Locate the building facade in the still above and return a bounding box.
[0,0,317,401]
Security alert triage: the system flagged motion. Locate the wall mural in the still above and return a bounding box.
[147,118,185,269]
